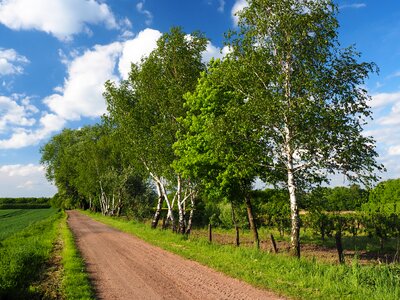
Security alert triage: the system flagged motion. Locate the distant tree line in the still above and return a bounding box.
[0,198,51,209]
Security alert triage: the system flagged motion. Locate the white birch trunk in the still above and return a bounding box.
[151,181,164,228]
[285,126,300,258]
[186,192,195,234]
[176,175,186,234]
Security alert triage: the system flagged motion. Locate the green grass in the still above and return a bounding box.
[81,210,400,300]
[61,214,94,299]
[0,208,58,241]
[0,208,62,298]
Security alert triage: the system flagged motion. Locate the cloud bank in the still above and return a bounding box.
[0,0,118,41]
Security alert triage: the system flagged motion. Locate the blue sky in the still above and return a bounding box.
[0,0,399,197]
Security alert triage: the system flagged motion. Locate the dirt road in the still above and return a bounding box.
[67,211,284,300]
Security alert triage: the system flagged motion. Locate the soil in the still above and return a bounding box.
[67,211,284,300]
[191,229,400,265]
[31,236,64,299]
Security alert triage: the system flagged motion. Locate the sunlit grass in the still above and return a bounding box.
[0,209,62,298]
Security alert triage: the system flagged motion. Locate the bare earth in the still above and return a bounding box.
[67,211,284,300]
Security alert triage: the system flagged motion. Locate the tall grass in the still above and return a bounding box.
[0,209,62,298]
[82,210,400,300]
[61,213,94,299]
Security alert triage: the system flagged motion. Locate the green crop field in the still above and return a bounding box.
[0,208,58,241]
[0,208,62,298]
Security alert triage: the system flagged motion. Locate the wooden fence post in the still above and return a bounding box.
[270,234,278,253]
[208,223,212,243]
[235,225,240,246]
[335,231,345,264]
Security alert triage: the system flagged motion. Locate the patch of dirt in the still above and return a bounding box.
[30,236,64,299]
[67,210,284,300]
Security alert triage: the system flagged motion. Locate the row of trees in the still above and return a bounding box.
[40,125,156,218]
[41,0,383,257]
[0,198,51,209]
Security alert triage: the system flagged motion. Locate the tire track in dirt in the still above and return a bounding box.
[67,210,285,300]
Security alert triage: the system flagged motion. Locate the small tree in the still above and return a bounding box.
[174,60,273,247]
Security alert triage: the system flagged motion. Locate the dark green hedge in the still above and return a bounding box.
[0,198,51,209]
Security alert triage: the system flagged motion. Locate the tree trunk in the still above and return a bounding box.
[185,193,195,235]
[288,165,300,258]
[270,234,278,253]
[245,196,259,249]
[231,202,240,246]
[235,225,240,247]
[158,179,175,231]
[151,182,163,229]
[335,231,345,264]
[147,169,175,231]
[177,175,186,234]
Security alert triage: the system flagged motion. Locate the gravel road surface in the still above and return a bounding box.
[67,210,284,300]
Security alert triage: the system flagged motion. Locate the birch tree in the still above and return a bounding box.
[226,0,383,257]
[105,27,207,232]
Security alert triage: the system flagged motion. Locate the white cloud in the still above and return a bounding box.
[118,18,134,39]
[388,71,400,79]
[118,28,162,79]
[388,145,400,156]
[231,0,247,26]
[0,28,232,150]
[0,95,37,133]
[0,112,65,149]
[0,163,43,177]
[379,103,400,126]
[0,0,118,41]
[339,3,366,10]
[0,28,164,149]
[370,91,400,108]
[0,48,29,76]
[202,42,231,63]
[44,42,122,120]
[218,0,226,12]
[136,1,153,26]
[0,164,56,197]
[362,89,400,181]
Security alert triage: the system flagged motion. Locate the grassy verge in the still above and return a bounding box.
[60,213,94,300]
[0,209,62,298]
[81,210,400,300]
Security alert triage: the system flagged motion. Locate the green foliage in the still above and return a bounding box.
[0,209,62,298]
[363,179,400,214]
[252,189,291,235]
[303,210,400,251]
[41,124,155,216]
[174,59,268,202]
[226,0,382,188]
[105,26,207,181]
[0,197,50,209]
[305,185,369,212]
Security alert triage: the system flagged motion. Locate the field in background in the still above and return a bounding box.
[0,208,62,298]
[0,208,58,241]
